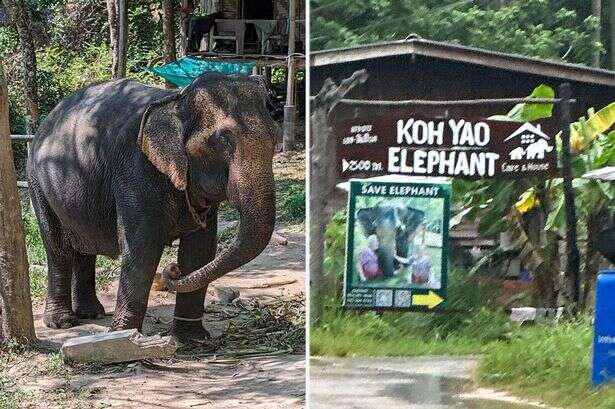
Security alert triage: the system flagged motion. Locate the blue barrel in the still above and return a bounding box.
[592,270,615,386]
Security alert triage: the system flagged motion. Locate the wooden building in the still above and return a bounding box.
[311,38,615,120]
[181,0,305,148]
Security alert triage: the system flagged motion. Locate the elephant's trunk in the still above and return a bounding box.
[164,152,276,293]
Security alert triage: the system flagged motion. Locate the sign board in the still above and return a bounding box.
[335,114,558,181]
[344,179,450,310]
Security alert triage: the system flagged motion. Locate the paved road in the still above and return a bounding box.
[310,357,550,409]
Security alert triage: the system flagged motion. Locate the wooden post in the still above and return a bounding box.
[282,0,297,151]
[162,0,177,89]
[106,0,119,77]
[558,83,581,312]
[0,65,36,343]
[179,0,191,57]
[309,70,368,326]
[116,0,128,78]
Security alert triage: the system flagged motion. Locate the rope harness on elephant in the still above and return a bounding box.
[184,188,211,230]
[184,162,212,230]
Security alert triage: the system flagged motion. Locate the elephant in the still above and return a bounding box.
[27,73,277,342]
[356,203,425,277]
[509,146,525,160]
[525,138,553,159]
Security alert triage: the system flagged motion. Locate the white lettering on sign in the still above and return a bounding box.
[598,335,615,344]
[397,119,445,145]
[343,117,554,178]
[360,183,440,197]
[387,148,499,176]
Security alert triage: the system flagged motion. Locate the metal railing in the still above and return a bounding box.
[11,134,34,189]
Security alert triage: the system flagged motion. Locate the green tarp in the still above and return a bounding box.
[147,57,256,87]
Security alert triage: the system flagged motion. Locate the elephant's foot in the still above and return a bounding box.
[43,307,78,329]
[109,314,144,332]
[171,320,211,344]
[73,297,106,319]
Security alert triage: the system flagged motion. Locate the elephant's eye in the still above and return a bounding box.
[208,129,235,154]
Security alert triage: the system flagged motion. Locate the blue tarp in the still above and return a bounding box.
[147,57,256,87]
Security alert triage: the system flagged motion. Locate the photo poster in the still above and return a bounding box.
[343,179,451,310]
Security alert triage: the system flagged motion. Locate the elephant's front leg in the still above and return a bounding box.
[172,216,217,343]
[111,241,164,331]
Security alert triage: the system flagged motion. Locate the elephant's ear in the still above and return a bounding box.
[137,93,187,191]
[356,208,377,235]
[404,206,425,232]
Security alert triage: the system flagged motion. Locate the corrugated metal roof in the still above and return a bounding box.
[583,167,615,181]
[311,39,615,88]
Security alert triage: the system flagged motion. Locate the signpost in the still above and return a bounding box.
[344,179,450,310]
[311,70,579,320]
[335,113,558,181]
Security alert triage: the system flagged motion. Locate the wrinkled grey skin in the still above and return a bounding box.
[27,73,277,341]
[357,204,424,277]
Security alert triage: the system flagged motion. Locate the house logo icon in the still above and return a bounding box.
[505,122,553,161]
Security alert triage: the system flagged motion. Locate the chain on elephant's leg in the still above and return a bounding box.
[171,224,217,343]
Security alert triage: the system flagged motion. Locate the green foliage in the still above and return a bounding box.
[277,180,306,223]
[22,210,46,266]
[489,83,555,122]
[312,0,600,66]
[2,0,165,135]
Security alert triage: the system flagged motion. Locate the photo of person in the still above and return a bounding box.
[357,234,382,281]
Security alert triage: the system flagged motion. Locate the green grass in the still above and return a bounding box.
[21,209,120,303]
[311,307,615,408]
[478,319,615,409]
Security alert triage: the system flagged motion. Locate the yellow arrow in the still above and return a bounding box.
[412,291,444,309]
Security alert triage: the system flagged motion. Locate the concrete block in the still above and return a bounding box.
[60,329,177,364]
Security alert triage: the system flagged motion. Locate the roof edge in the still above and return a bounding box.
[311,39,615,88]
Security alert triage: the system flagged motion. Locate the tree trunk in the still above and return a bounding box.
[116,0,128,78]
[558,84,581,314]
[3,0,38,134]
[0,65,36,343]
[162,0,177,89]
[593,0,602,67]
[581,212,605,311]
[106,0,119,77]
[309,70,368,326]
[179,0,193,57]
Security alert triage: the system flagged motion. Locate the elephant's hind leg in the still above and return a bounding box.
[71,253,106,319]
[29,178,78,329]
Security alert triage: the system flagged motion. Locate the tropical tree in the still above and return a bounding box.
[455,85,615,311]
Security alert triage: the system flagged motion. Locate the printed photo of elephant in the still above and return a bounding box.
[352,197,444,289]
[27,73,277,342]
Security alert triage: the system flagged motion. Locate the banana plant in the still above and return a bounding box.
[454,84,615,309]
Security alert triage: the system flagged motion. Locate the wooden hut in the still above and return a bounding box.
[181,0,305,148]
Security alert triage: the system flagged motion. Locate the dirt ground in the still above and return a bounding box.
[3,152,306,409]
